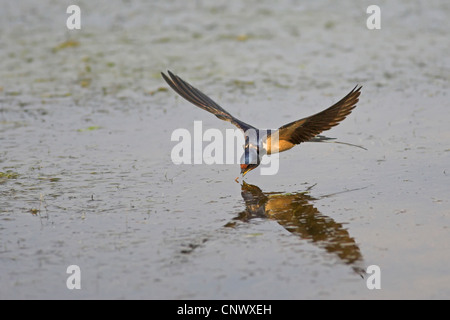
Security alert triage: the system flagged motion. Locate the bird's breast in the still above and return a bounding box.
[263,136,295,154]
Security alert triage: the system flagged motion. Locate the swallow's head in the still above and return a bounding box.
[240,163,258,176]
[240,148,260,177]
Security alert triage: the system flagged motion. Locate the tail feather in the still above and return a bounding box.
[308,135,367,150]
[308,135,336,142]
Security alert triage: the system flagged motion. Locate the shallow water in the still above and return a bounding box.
[0,0,449,299]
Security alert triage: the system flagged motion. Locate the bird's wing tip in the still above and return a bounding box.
[161,70,175,78]
[167,70,176,78]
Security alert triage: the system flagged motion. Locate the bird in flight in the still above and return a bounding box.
[161,70,364,178]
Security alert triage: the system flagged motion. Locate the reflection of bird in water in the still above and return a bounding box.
[227,182,365,275]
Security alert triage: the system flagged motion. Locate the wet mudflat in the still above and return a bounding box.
[0,0,449,299]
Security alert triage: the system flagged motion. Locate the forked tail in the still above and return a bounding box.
[308,135,367,150]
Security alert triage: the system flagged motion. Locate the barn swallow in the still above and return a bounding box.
[161,70,363,177]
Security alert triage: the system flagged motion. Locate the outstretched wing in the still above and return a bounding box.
[162,71,256,132]
[275,86,362,146]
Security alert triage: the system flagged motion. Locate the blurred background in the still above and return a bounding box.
[0,0,449,299]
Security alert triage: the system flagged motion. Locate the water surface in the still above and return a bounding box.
[0,0,449,299]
